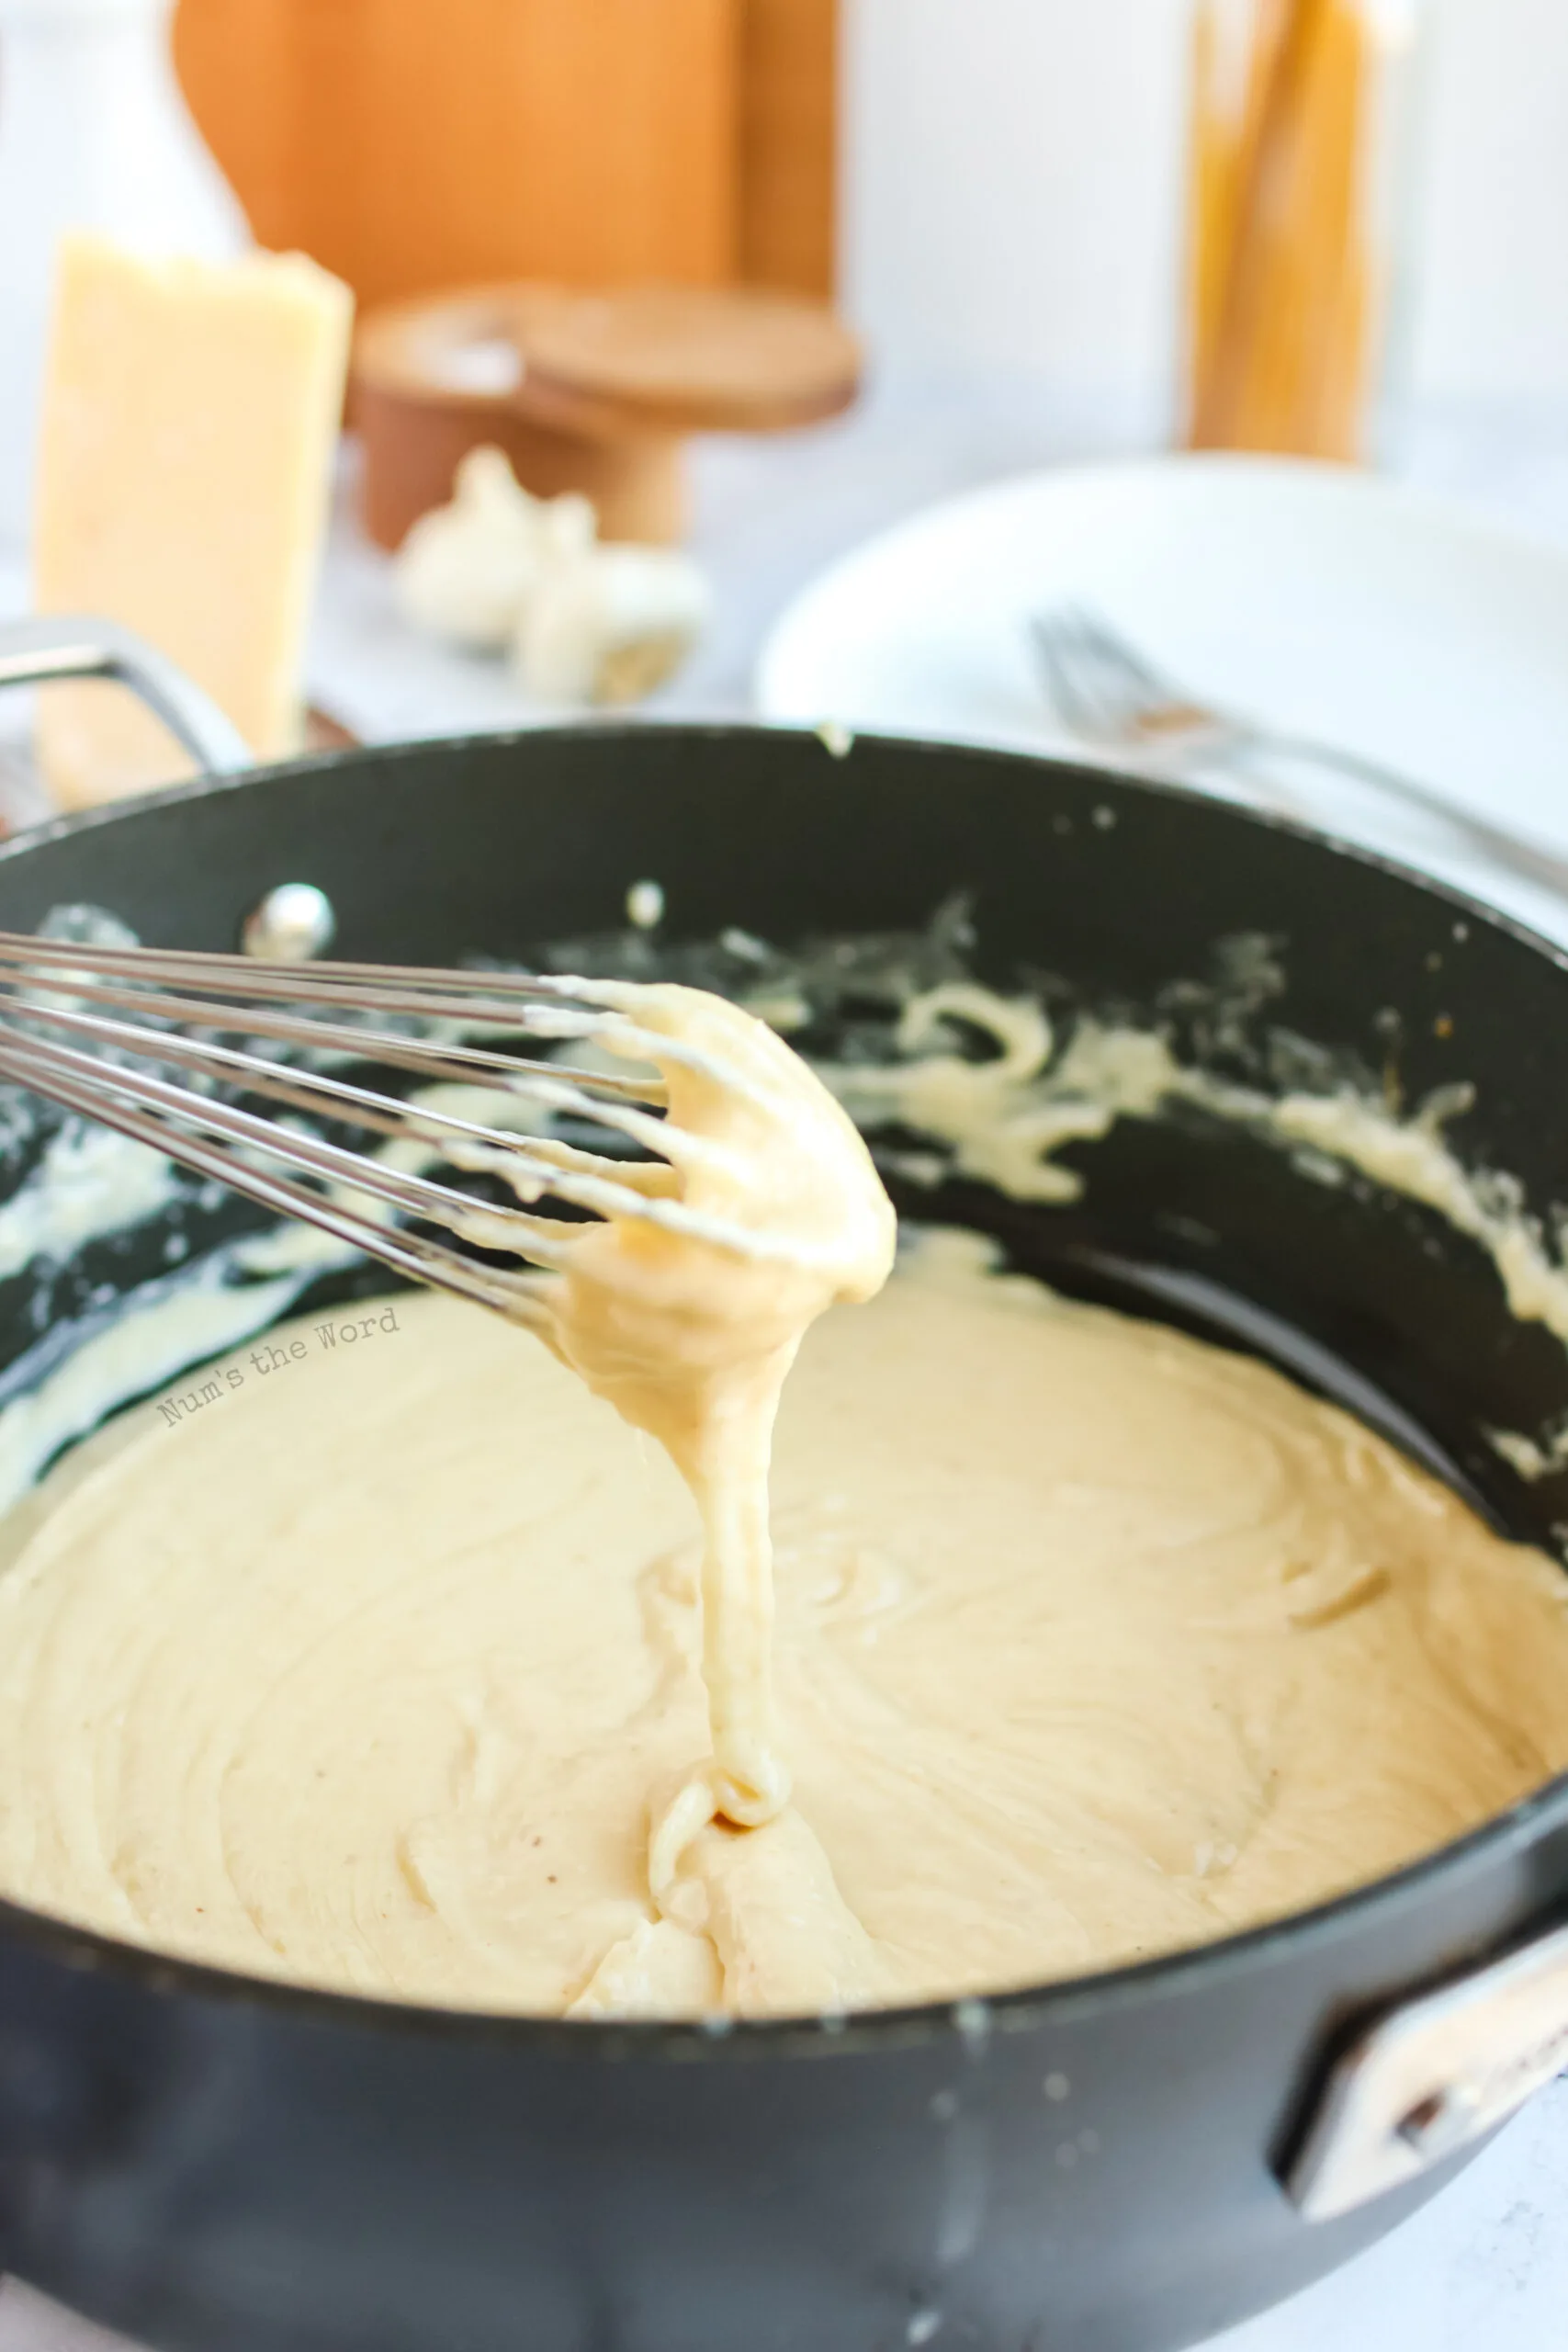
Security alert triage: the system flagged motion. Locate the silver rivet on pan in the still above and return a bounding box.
[241,883,336,962]
[1396,2081,1485,2161]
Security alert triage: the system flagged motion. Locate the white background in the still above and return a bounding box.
[841,0,1568,419]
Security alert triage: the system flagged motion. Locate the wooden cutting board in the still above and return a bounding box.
[175,0,837,305]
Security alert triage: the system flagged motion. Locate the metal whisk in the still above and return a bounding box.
[0,930,774,1328]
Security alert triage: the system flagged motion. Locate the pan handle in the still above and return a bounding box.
[1284,1913,1568,2222]
[0,616,253,779]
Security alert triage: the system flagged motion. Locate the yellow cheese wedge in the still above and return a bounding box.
[33,235,353,810]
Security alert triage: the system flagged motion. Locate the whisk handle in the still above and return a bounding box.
[0,615,252,778]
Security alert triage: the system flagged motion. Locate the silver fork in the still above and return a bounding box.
[1029,605,1568,902]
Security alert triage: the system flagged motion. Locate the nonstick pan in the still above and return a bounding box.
[0,623,1563,2352]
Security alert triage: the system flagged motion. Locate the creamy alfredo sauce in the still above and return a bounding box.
[497,982,896,1942]
[0,984,1567,2018]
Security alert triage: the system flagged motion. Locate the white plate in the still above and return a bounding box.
[755,453,1568,939]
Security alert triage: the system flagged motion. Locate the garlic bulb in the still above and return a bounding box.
[394,447,555,652]
[536,492,597,567]
[395,445,710,703]
[514,545,711,707]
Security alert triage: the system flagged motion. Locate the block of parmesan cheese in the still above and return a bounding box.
[33,235,353,809]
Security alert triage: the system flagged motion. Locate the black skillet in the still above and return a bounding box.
[0,626,1564,2352]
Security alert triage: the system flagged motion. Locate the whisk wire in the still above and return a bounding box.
[0,966,665,1103]
[0,1030,549,1323]
[0,928,813,1312]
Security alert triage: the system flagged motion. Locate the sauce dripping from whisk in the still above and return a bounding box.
[510,982,896,1894]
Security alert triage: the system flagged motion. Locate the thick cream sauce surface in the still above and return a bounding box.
[2,1231,1566,2018]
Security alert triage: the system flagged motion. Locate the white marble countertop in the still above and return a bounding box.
[1,378,1567,2350]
